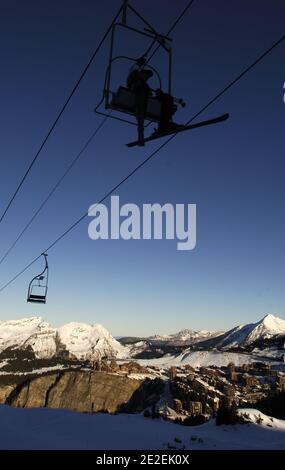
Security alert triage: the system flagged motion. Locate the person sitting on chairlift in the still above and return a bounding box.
[154,89,181,135]
[127,57,153,146]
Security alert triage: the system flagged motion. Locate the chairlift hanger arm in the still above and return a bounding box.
[36,254,48,279]
[127,3,171,53]
[41,253,48,276]
[113,22,170,46]
[122,0,128,25]
[143,28,172,43]
[143,27,172,52]
[27,254,48,292]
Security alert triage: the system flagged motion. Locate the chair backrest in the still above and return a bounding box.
[110,87,161,122]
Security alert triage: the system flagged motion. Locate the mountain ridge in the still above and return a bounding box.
[213,314,285,349]
[0,313,284,361]
[0,317,126,360]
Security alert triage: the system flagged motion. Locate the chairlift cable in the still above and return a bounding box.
[0,0,196,267]
[147,0,196,61]
[0,32,284,295]
[0,114,110,267]
[0,3,124,227]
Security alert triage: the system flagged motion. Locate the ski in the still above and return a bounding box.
[126,113,229,147]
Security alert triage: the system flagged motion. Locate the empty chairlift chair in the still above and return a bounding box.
[27,253,48,304]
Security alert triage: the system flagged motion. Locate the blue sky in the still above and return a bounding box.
[0,0,284,335]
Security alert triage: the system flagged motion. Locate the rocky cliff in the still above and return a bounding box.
[5,371,143,413]
[1,370,163,414]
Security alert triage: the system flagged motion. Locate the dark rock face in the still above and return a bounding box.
[0,384,16,403]
[120,378,165,413]
[9,374,59,409]
[3,371,145,414]
[46,371,143,413]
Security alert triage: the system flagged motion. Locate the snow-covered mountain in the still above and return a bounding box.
[1,314,284,363]
[120,314,285,361]
[58,322,126,360]
[0,317,127,360]
[165,328,223,344]
[0,317,57,359]
[147,329,223,346]
[214,314,285,349]
[182,314,285,348]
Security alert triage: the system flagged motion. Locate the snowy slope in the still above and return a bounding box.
[57,322,127,360]
[216,314,285,348]
[0,405,284,450]
[238,408,285,429]
[136,350,268,368]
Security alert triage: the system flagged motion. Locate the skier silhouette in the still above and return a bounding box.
[127,57,153,146]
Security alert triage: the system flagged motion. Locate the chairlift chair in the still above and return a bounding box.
[95,1,229,147]
[27,254,48,304]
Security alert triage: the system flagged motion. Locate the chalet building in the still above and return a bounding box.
[227,362,235,374]
[188,401,203,416]
[186,372,196,381]
[173,398,183,414]
[241,364,251,373]
[243,391,266,403]
[276,373,285,391]
[242,374,259,388]
[229,371,238,382]
[200,367,223,378]
[192,378,224,402]
[170,366,177,380]
[192,378,210,394]
[208,396,220,412]
[223,384,235,397]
